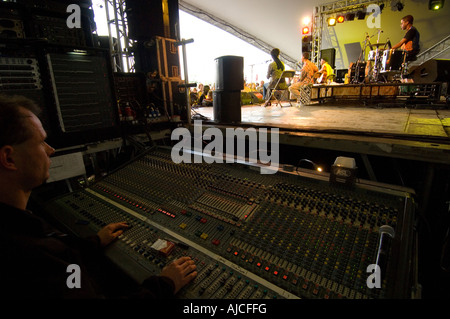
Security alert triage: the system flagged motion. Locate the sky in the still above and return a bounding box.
[92,1,273,86]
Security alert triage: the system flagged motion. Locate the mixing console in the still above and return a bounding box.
[43,147,415,299]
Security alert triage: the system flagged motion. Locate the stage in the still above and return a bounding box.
[191,101,450,165]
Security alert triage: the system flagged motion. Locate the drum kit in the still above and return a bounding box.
[350,29,407,84]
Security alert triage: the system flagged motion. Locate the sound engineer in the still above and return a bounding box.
[0,94,197,299]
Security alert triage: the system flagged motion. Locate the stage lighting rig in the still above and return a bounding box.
[429,0,445,10]
[356,10,366,19]
[327,17,337,26]
[301,18,312,53]
[345,12,355,21]
[391,1,404,11]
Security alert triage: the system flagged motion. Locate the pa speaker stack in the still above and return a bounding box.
[213,56,244,124]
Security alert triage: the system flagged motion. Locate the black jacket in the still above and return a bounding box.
[0,202,175,299]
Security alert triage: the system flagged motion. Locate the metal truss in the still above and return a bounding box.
[317,0,379,15]
[103,0,135,72]
[312,0,382,66]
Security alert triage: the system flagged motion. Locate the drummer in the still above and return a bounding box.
[391,15,420,62]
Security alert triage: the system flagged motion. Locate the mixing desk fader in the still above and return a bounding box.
[42,147,416,299]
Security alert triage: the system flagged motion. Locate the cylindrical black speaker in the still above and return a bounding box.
[213,56,243,123]
[215,55,244,91]
[213,91,241,124]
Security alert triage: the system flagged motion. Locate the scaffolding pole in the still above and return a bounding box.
[104,0,135,72]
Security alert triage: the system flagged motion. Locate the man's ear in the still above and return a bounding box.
[0,145,18,171]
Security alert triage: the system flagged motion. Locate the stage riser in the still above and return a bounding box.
[310,83,443,104]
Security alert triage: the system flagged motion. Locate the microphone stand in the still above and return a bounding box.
[352,33,371,84]
[372,29,384,82]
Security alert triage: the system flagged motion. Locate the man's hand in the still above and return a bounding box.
[97,222,129,247]
[160,256,197,294]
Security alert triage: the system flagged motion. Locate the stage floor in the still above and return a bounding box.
[190,102,450,164]
[192,102,450,139]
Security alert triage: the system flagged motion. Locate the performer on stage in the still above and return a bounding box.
[315,58,334,84]
[288,52,318,102]
[391,15,420,62]
[263,48,285,100]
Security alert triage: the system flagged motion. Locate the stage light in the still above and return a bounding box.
[391,1,404,11]
[337,15,345,23]
[302,26,310,35]
[302,35,312,52]
[356,10,366,19]
[345,12,355,21]
[429,0,445,10]
[327,17,336,26]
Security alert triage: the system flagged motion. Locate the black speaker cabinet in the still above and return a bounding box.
[320,48,336,69]
[412,59,450,84]
[213,55,243,123]
[215,55,244,91]
[126,0,179,40]
[213,91,241,124]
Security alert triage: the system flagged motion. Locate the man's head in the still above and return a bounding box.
[0,95,54,192]
[400,15,413,30]
[321,58,328,65]
[302,52,310,62]
[0,95,42,147]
